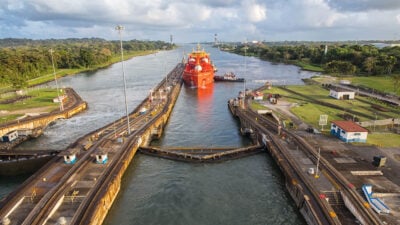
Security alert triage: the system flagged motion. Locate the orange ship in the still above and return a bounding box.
[183,44,215,88]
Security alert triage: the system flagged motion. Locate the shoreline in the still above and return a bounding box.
[0,49,162,92]
[27,50,160,88]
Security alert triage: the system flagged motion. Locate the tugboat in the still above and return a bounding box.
[182,44,215,88]
[214,72,245,82]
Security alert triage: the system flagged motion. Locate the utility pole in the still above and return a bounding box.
[116,25,131,135]
[49,49,64,111]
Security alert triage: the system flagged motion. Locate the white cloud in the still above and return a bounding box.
[243,1,267,23]
[0,0,400,42]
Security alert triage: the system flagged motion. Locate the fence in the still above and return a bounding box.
[357,118,400,127]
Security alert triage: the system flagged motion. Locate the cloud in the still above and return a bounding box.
[326,0,400,12]
[0,0,400,42]
[243,1,267,23]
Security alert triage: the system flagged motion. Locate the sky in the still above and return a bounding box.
[1,0,400,43]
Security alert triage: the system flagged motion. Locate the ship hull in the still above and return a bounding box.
[182,44,215,89]
[183,71,214,88]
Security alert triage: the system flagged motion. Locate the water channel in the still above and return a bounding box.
[2,44,319,224]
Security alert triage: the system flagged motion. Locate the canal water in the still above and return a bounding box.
[2,44,318,224]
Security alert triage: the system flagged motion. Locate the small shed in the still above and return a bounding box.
[252,91,264,101]
[59,148,79,164]
[329,88,355,100]
[330,121,368,143]
[0,131,18,142]
[95,150,108,164]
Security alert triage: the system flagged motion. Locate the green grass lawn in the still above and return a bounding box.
[257,85,400,147]
[273,85,399,120]
[312,75,400,96]
[290,102,343,128]
[250,101,268,110]
[367,133,400,147]
[345,75,400,95]
[0,88,59,124]
[294,61,324,72]
[0,114,23,124]
[0,88,59,112]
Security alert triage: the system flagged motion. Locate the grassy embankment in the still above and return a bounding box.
[0,50,157,124]
[250,84,400,147]
[0,88,59,124]
[294,60,324,72]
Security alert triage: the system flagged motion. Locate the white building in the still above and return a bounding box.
[252,91,264,101]
[0,130,18,142]
[95,150,108,164]
[60,148,78,164]
[330,120,368,143]
[329,88,355,100]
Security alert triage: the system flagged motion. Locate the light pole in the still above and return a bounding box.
[244,39,247,93]
[116,25,131,135]
[49,49,63,111]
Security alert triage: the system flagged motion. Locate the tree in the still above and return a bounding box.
[324,60,356,75]
[392,74,400,94]
[363,57,376,75]
[381,55,397,74]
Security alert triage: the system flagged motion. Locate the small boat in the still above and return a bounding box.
[214,72,244,82]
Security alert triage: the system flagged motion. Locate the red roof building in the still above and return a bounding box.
[330,121,368,143]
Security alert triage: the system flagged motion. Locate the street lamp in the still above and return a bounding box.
[115,25,131,135]
[49,49,64,111]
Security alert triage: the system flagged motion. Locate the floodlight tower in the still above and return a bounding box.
[115,25,131,135]
[49,48,64,111]
[242,39,248,109]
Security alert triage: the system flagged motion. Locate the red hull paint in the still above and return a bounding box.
[182,45,215,88]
